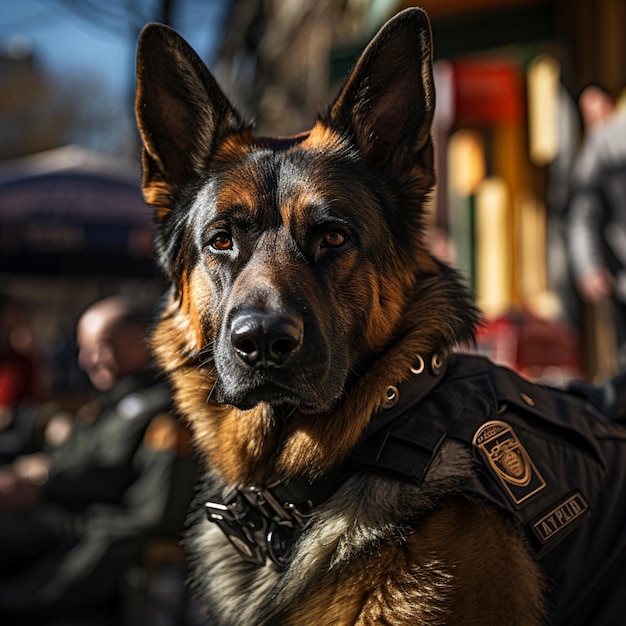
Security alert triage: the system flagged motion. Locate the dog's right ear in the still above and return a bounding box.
[325,8,435,178]
[135,24,244,215]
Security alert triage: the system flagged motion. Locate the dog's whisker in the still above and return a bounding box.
[197,357,215,370]
[278,403,299,422]
[196,344,216,370]
[205,376,219,404]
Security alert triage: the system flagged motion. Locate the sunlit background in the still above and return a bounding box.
[1,0,625,408]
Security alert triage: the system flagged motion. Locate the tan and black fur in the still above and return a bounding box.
[135,9,547,625]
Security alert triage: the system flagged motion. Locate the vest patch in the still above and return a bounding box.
[531,492,589,544]
[473,420,547,505]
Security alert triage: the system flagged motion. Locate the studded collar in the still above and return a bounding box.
[205,350,451,569]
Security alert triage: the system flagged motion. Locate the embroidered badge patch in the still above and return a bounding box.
[473,420,546,505]
[531,492,589,544]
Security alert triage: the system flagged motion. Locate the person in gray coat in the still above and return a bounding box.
[567,99,626,370]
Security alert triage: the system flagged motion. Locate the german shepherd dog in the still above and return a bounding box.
[135,8,626,625]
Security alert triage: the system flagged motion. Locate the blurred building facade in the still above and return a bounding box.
[1,0,623,406]
[215,0,626,135]
[214,0,626,382]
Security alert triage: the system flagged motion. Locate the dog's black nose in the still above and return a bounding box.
[230,310,303,368]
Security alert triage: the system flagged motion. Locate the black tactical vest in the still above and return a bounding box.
[351,354,626,626]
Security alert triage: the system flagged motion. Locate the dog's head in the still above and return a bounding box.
[136,8,477,483]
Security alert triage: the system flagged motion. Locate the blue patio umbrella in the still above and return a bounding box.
[0,145,157,276]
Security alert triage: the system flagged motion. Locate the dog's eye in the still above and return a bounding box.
[322,231,347,248]
[209,233,233,251]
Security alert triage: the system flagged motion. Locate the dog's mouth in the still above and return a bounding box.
[213,371,342,415]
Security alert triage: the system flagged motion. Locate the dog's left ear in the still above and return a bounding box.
[135,23,244,201]
[326,8,435,174]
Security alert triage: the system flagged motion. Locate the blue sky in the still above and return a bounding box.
[0,0,228,98]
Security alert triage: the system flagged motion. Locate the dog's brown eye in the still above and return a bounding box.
[323,231,347,248]
[210,234,233,251]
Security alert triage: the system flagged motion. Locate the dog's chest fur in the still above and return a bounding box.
[188,441,473,625]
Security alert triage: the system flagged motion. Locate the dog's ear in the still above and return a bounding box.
[135,23,243,203]
[326,8,434,174]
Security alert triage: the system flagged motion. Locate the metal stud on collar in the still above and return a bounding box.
[409,354,425,375]
[383,385,399,409]
[431,353,444,375]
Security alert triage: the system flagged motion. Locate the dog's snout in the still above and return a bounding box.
[230,310,303,368]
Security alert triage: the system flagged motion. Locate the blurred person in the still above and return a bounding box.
[566,86,626,371]
[0,295,196,623]
[578,84,615,130]
[0,296,37,463]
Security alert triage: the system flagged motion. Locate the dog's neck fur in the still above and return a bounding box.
[153,266,477,486]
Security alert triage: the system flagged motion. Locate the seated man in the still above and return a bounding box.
[0,295,196,621]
